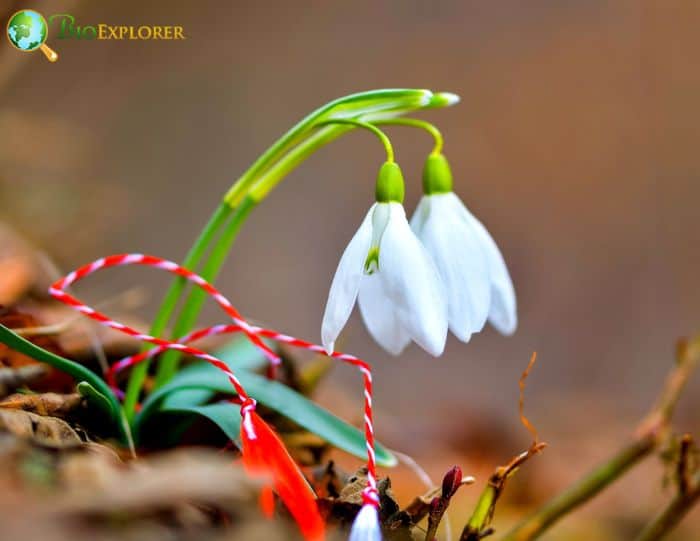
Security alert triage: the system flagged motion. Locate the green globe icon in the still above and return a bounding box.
[7,9,58,61]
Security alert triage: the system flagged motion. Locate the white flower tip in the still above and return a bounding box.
[451,327,473,344]
[488,298,518,336]
[321,334,335,356]
[383,340,409,356]
[492,315,517,336]
[422,333,447,357]
[349,504,382,541]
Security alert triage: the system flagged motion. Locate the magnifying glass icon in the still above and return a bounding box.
[7,9,59,62]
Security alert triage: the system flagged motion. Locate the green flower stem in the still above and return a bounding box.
[122,203,231,422]
[373,117,444,155]
[317,118,395,162]
[149,120,408,383]
[141,90,456,402]
[246,125,351,202]
[151,125,359,384]
[224,89,435,208]
[151,196,257,386]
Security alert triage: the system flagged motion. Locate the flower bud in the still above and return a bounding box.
[441,465,463,500]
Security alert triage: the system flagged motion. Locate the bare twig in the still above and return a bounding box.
[519,352,538,443]
[677,434,693,496]
[634,471,700,541]
[461,443,547,541]
[460,353,545,540]
[501,336,700,541]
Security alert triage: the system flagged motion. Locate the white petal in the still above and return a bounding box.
[458,201,518,335]
[349,504,382,541]
[408,194,429,235]
[322,204,375,353]
[378,203,448,356]
[411,194,491,341]
[358,272,410,355]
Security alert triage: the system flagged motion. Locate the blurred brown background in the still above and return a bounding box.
[1,0,699,538]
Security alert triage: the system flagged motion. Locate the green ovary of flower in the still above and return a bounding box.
[374,161,405,203]
[422,153,453,195]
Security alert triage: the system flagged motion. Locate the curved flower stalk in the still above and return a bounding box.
[322,129,448,357]
[410,153,517,341]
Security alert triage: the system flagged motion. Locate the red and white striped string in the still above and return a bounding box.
[49,253,379,506]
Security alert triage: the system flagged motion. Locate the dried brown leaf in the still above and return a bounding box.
[0,392,83,417]
[0,409,81,448]
[0,365,48,397]
[55,449,259,515]
[311,460,347,499]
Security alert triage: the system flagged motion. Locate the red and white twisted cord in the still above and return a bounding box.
[49,253,379,506]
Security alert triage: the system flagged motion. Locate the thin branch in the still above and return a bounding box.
[519,352,539,443]
[460,443,547,541]
[634,471,700,541]
[677,434,693,496]
[460,353,545,540]
[501,336,700,541]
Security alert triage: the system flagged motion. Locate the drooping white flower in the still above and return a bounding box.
[322,162,448,356]
[410,154,517,342]
[349,504,382,541]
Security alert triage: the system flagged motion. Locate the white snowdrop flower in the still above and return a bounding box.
[410,154,517,342]
[349,504,382,541]
[322,162,448,357]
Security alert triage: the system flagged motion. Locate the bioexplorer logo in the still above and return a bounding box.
[6,9,186,62]
[7,9,58,61]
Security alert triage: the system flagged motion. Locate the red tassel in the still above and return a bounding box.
[259,486,275,518]
[241,407,325,541]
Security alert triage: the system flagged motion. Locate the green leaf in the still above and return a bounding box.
[161,388,213,408]
[0,324,127,442]
[185,335,271,376]
[160,400,242,445]
[137,368,397,467]
[157,336,272,409]
[77,381,117,418]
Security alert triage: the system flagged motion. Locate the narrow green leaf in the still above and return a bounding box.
[77,381,117,418]
[161,388,213,408]
[138,369,397,467]
[0,324,127,442]
[160,400,242,445]
[157,336,272,409]
[184,335,271,377]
